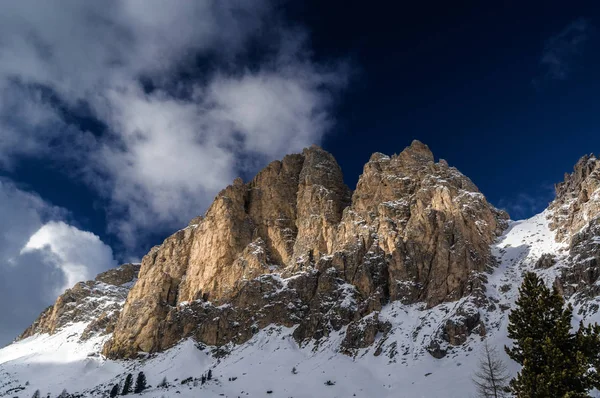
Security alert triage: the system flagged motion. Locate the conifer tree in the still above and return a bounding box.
[134,372,147,393]
[121,374,133,395]
[110,384,120,398]
[31,390,41,398]
[207,369,212,380]
[505,272,600,397]
[575,321,600,390]
[158,377,168,388]
[472,342,510,398]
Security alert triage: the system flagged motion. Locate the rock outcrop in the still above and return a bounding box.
[19,264,140,341]
[549,154,600,243]
[100,141,507,359]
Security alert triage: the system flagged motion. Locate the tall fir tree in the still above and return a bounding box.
[505,272,600,397]
[121,374,133,395]
[110,384,120,398]
[575,321,600,390]
[134,372,147,393]
[31,390,40,398]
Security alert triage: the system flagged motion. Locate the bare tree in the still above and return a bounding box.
[472,341,510,398]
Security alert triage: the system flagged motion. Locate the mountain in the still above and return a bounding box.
[1,141,599,398]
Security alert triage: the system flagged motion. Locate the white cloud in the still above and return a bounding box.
[22,221,117,294]
[0,0,346,249]
[0,180,116,346]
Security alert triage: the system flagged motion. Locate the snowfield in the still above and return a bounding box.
[2,210,600,397]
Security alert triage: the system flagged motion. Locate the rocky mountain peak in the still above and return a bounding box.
[97,141,508,359]
[398,139,435,165]
[9,141,507,361]
[7,147,600,398]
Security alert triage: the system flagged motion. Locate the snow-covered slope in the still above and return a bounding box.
[4,209,598,398]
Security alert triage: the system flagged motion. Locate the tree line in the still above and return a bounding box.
[109,372,147,397]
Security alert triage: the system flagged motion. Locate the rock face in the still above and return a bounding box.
[549,154,600,243]
[549,154,600,301]
[19,264,140,341]
[333,141,507,307]
[100,141,508,359]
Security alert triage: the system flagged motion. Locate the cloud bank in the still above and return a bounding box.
[0,180,116,347]
[0,0,347,249]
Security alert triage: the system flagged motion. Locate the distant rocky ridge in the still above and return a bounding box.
[19,263,140,341]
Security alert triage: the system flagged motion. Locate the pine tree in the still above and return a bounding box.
[472,342,510,398]
[158,377,168,388]
[134,372,147,393]
[505,272,600,397]
[575,321,600,389]
[110,384,120,398]
[57,389,69,398]
[31,390,41,398]
[201,375,206,385]
[207,369,212,380]
[121,374,133,395]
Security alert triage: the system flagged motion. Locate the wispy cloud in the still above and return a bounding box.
[537,18,592,81]
[497,184,556,220]
[0,1,348,251]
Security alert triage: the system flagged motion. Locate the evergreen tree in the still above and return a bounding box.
[110,384,120,398]
[121,374,133,395]
[207,369,212,380]
[201,375,206,385]
[575,321,600,389]
[472,342,510,398]
[158,377,168,388]
[134,372,147,393]
[57,389,69,398]
[505,272,600,397]
[31,390,41,398]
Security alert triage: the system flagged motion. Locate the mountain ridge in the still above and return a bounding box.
[2,141,600,398]
[102,140,508,359]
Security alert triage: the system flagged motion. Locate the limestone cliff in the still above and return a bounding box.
[101,141,508,358]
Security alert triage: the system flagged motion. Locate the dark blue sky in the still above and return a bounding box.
[296,1,600,219]
[1,1,599,262]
